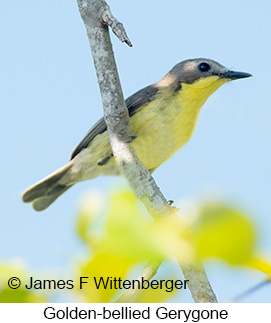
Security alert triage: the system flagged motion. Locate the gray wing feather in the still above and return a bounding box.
[70,85,159,160]
[70,118,107,160]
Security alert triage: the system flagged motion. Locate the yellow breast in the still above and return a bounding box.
[130,76,227,171]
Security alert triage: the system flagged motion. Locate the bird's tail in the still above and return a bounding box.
[22,162,74,211]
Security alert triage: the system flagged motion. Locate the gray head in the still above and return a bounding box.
[170,58,252,84]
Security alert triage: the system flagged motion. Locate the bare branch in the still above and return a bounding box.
[179,262,218,303]
[115,260,162,303]
[229,277,271,303]
[77,0,217,303]
[77,0,171,219]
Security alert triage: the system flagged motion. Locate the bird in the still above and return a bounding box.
[22,58,251,211]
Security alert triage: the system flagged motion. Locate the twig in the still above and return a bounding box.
[115,260,162,303]
[229,278,271,303]
[77,0,217,303]
[101,5,132,47]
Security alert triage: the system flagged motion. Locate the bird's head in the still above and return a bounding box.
[173,58,251,83]
[156,58,251,101]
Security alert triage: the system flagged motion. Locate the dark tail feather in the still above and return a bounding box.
[22,162,73,211]
[31,184,72,211]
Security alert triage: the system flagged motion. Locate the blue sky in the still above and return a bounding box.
[1,0,270,302]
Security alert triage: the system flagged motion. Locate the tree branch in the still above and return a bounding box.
[179,262,217,303]
[77,0,217,303]
[115,260,162,303]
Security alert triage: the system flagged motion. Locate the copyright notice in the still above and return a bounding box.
[7,276,189,293]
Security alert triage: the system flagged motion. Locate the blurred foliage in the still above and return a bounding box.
[74,189,271,302]
[0,264,47,303]
[1,188,270,302]
[193,203,271,274]
[194,203,256,264]
[75,190,190,302]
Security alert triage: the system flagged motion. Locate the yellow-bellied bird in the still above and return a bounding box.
[22,58,251,211]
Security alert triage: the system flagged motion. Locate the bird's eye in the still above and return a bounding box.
[199,62,211,72]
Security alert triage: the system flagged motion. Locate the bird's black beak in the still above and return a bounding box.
[220,70,252,80]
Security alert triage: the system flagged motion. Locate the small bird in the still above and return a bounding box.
[22,58,251,211]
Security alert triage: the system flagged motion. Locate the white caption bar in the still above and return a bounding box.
[0,303,269,322]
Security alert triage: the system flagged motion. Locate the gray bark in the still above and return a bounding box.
[77,0,217,303]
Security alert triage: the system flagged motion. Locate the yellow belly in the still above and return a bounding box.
[130,99,199,170]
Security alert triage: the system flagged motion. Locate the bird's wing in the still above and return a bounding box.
[70,117,107,160]
[70,85,159,160]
